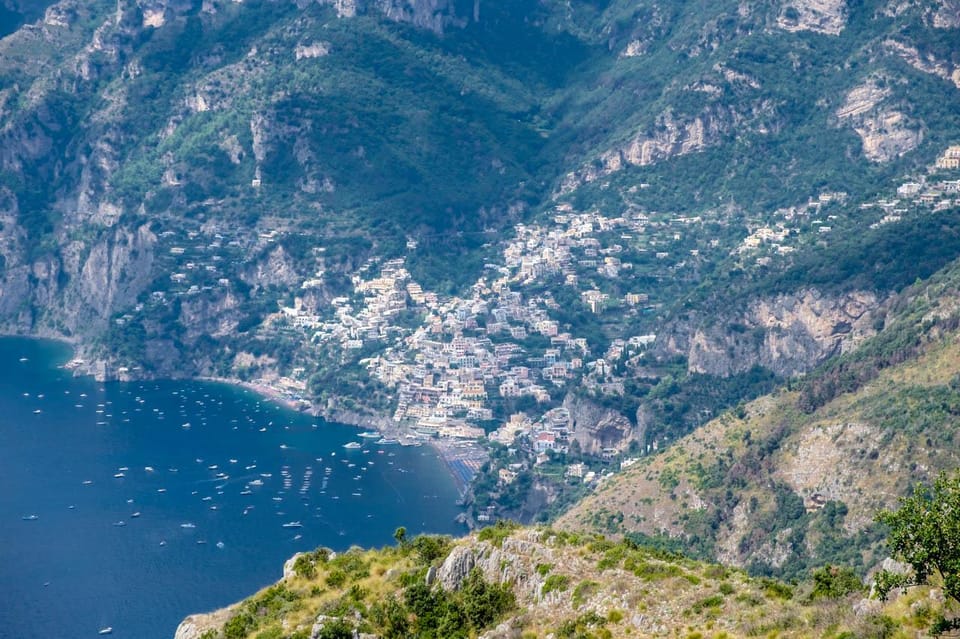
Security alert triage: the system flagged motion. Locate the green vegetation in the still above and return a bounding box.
[875,471,960,620]
[191,524,960,639]
[811,565,863,601]
[542,573,571,594]
[477,519,520,547]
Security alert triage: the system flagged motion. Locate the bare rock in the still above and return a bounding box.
[438,544,477,590]
[777,0,847,35]
[677,289,880,378]
[836,79,922,163]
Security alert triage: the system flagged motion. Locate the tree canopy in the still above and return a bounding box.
[875,471,960,606]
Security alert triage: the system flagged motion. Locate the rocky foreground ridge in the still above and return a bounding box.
[175,524,945,639]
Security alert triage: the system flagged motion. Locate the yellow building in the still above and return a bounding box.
[936,145,960,169]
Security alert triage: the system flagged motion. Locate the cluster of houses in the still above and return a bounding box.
[859,144,960,228]
[263,207,687,449]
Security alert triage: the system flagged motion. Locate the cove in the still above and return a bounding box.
[0,337,464,638]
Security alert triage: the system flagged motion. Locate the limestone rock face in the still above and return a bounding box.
[175,606,237,639]
[884,39,960,89]
[244,245,301,289]
[562,393,637,455]
[179,290,242,339]
[316,0,470,33]
[438,531,554,602]
[666,289,880,378]
[836,80,922,163]
[932,0,960,28]
[438,544,477,590]
[73,224,158,324]
[777,0,848,35]
[558,96,778,195]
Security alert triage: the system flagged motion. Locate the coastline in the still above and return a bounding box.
[198,376,487,504]
[197,375,314,414]
[4,332,484,506]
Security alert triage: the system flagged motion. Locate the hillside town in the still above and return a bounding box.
[103,144,960,512]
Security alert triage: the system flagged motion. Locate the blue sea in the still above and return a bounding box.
[0,337,464,638]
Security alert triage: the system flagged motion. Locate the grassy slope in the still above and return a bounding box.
[184,526,946,639]
[557,260,960,578]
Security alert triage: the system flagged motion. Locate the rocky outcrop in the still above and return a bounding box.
[883,39,960,89]
[836,80,922,163]
[777,0,847,35]
[559,108,728,194]
[372,0,467,34]
[317,0,472,33]
[663,288,880,378]
[778,420,887,530]
[243,245,301,289]
[179,290,242,339]
[437,531,555,602]
[175,606,237,639]
[71,224,157,324]
[562,393,637,454]
[558,99,777,195]
[932,0,960,28]
[0,221,156,336]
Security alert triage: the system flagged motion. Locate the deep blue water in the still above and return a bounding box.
[0,338,464,638]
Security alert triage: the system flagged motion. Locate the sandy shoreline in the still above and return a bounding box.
[198,376,314,414]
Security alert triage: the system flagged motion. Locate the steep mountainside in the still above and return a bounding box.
[557,258,960,579]
[1,0,959,524]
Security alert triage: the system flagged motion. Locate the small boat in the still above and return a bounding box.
[112,521,125,527]
[131,512,141,518]
[180,523,196,529]
[113,473,125,478]
[343,442,362,449]
[282,521,302,528]
[377,438,400,445]
[216,541,225,549]
[21,514,39,521]
[358,431,380,439]
[99,627,113,635]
